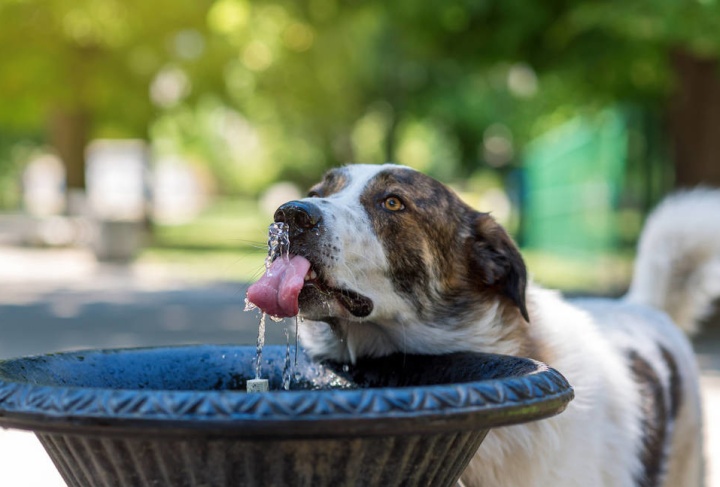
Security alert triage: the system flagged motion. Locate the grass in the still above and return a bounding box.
[137,198,271,282]
[522,249,634,295]
[139,197,636,292]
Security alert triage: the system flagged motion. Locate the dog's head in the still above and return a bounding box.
[253,164,529,362]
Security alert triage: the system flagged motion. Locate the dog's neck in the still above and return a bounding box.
[299,299,537,364]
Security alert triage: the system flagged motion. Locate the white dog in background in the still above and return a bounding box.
[248,163,720,487]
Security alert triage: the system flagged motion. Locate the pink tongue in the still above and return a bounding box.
[247,255,312,318]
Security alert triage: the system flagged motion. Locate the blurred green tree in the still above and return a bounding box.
[0,0,227,192]
[214,0,720,184]
[555,1,720,186]
[2,0,720,196]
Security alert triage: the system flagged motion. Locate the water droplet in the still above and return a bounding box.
[269,315,284,323]
[244,296,257,312]
[342,364,350,373]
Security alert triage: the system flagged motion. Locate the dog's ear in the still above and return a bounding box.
[468,212,529,322]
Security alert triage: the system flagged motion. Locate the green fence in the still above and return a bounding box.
[522,110,628,255]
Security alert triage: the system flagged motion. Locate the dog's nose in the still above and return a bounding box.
[274,201,323,229]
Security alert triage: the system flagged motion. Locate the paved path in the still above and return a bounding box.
[0,246,717,486]
[0,246,294,486]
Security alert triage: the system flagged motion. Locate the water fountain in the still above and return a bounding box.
[0,343,572,486]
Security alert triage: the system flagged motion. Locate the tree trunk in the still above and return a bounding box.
[669,50,720,188]
[383,108,399,162]
[48,109,90,190]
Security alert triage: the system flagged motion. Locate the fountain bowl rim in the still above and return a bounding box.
[0,344,574,439]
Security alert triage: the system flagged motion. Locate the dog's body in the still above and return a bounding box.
[248,163,720,486]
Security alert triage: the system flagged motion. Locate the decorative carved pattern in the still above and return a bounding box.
[0,366,571,424]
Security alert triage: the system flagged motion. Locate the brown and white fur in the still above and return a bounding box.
[274,163,718,487]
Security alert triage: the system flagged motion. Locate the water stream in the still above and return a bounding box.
[254,312,267,379]
[246,221,294,384]
[265,222,290,270]
[282,326,292,390]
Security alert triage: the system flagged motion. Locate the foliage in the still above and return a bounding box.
[3,0,720,194]
[0,0,202,131]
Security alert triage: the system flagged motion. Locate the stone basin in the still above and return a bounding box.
[0,344,573,486]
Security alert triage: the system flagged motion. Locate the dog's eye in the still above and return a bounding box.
[383,196,405,212]
[308,190,321,198]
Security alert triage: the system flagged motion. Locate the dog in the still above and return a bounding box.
[247,163,720,487]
